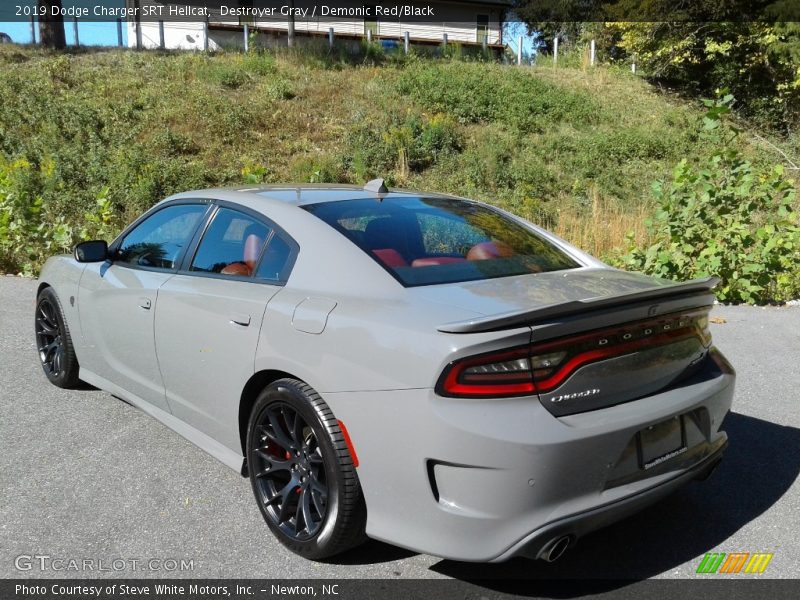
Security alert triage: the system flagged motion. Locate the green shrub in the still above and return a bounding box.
[394,62,600,132]
[0,158,74,275]
[344,113,462,181]
[618,95,800,303]
[289,154,346,183]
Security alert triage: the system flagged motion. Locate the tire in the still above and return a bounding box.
[246,378,366,560]
[34,287,80,389]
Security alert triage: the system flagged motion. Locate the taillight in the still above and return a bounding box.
[436,309,712,398]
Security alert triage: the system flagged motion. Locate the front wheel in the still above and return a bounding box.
[246,378,366,560]
[35,287,80,388]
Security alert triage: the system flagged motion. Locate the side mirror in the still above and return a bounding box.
[74,240,108,263]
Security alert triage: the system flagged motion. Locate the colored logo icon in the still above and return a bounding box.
[696,552,774,574]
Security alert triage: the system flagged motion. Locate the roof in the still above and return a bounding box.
[234,184,453,206]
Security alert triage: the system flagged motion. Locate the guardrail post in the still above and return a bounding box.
[553,36,558,65]
[367,29,372,43]
[243,23,249,52]
[590,39,595,66]
[116,18,123,47]
[404,31,410,54]
[517,34,522,65]
[203,18,209,51]
[158,20,165,49]
[328,27,334,48]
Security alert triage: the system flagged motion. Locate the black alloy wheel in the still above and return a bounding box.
[251,401,329,540]
[35,287,79,388]
[246,378,366,559]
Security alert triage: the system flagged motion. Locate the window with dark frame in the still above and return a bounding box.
[116,204,207,271]
[239,0,254,25]
[364,6,379,37]
[190,207,269,278]
[477,14,489,45]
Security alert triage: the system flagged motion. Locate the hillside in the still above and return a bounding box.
[0,45,795,275]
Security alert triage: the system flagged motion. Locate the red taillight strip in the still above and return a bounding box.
[531,326,701,393]
[437,309,711,398]
[440,346,534,397]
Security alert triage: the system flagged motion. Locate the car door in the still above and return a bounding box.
[154,205,297,452]
[78,202,210,412]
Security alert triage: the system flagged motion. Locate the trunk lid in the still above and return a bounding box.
[425,268,719,415]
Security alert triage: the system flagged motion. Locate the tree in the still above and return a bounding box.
[37,0,66,49]
[605,21,800,128]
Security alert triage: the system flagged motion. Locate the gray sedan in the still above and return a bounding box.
[35,181,734,562]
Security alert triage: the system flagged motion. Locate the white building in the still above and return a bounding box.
[125,1,511,52]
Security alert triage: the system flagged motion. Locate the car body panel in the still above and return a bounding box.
[324,358,733,561]
[413,267,672,319]
[36,184,736,562]
[77,263,173,412]
[154,275,280,453]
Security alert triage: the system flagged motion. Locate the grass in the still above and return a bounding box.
[0,45,794,272]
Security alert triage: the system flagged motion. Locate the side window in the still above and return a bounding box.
[116,204,206,270]
[191,208,269,277]
[254,233,293,282]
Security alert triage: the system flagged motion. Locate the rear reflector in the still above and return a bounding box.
[436,309,712,398]
[337,419,359,468]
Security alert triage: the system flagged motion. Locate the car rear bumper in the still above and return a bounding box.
[324,351,735,562]
[492,436,727,562]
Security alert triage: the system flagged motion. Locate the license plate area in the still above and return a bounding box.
[637,416,687,470]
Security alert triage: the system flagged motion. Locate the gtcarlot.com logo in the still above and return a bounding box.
[696,552,774,574]
[14,554,194,572]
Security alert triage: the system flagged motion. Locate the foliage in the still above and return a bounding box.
[394,61,600,133]
[344,112,462,183]
[604,21,800,129]
[0,46,793,282]
[617,94,800,303]
[0,158,73,275]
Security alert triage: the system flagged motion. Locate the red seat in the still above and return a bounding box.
[372,248,408,268]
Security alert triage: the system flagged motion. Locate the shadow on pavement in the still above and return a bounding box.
[325,538,417,566]
[429,412,800,595]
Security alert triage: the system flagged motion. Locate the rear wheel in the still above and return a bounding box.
[34,287,80,388]
[246,378,366,560]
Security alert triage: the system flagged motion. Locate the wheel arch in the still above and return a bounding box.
[238,369,304,473]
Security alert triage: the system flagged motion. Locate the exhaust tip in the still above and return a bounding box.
[540,535,572,563]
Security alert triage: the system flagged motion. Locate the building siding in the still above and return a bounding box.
[126,1,505,50]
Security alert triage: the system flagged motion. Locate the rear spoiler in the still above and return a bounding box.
[437,277,720,334]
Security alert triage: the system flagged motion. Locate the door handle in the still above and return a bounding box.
[230,313,251,327]
[138,297,152,310]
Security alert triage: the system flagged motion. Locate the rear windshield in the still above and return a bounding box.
[303,197,579,286]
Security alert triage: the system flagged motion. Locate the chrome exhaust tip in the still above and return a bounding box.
[540,535,572,563]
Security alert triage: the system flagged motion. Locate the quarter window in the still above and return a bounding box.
[116,204,206,270]
[255,233,293,282]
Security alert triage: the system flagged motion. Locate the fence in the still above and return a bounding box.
[19,18,638,72]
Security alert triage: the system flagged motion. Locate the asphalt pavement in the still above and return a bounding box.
[1,275,798,584]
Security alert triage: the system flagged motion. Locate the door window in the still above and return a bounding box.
[116,204,206,270]
[190,208,269,277]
